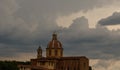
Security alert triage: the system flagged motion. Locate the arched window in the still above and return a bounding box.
[49,50,51,56]
[78,66,80,70]
[84,63,86,69]
[61,50,62,56]
[78,62,80,70]
[55,49,58,56]
[61,66,63,70]
[74,67,76,70]
[67,67,69,70]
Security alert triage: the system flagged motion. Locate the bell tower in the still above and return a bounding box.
[46,33,63,58]
[37,46,42,59]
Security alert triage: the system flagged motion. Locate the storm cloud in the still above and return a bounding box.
[98,12,120,25]
[0,0,119,58]
[60,16,120,59]
[0,0,120,70]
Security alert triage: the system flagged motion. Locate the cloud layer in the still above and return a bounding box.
[0,0,119,58]
[0,0,120,70]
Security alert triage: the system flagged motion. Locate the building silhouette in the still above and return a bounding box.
[18,33,91,70]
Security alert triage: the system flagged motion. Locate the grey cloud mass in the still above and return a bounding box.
[60,17,120,59]
[16,0,116,16]
[0,0,120,62]
[0,0,118,57]
[98,12,120,25]
[1,1,120,70]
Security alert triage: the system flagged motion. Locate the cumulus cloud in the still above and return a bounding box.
[59,16,120,60]
[98,12,120,25]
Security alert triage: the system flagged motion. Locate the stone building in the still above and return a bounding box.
[18,33,91,70]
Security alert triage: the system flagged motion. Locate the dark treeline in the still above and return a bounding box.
[0,61,30,70]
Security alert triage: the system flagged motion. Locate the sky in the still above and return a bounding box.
[0,0,120,70]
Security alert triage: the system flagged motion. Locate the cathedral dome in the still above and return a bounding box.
[47,33,62,48]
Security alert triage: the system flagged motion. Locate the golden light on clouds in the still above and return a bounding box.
[56,5,120,30]
[107,25,120,30]
[90,59,120,70]
[0,53,36,61]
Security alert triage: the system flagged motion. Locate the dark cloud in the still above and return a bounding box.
[59,16,120,59]
[98,12,120,25]
[0,0,120,60]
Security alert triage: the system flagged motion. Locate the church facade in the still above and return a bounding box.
[18,33,91,70]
